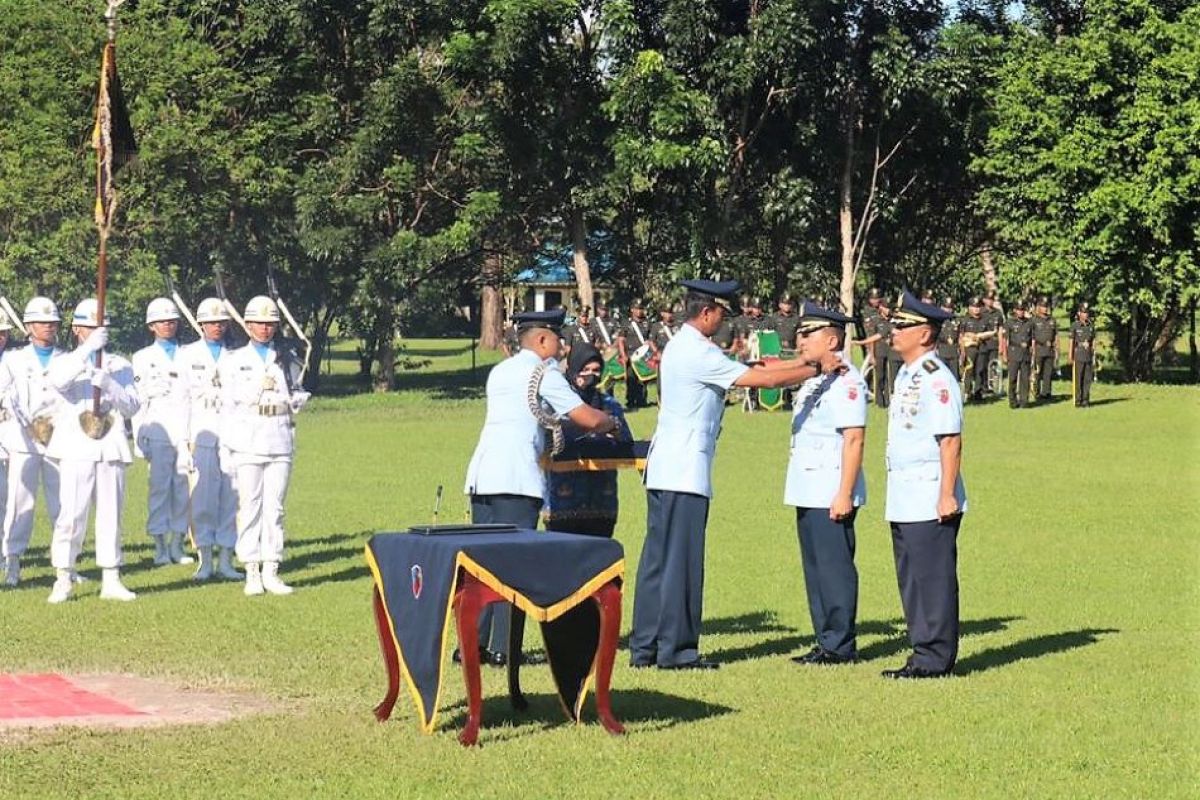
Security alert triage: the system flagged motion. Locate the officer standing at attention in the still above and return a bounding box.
[649,305,676,356]
[0,310,12,553]
[632,279,826,671]
[785,302,868,666]
[219,296,310,597]
[853,297,894,408]
[177,298,241,581]
[560,306,591,359]
[769,294,801,352]
[1030,296,1058,403]
[464,309,616,665]
[45,299,141,603]
[881,291,967,679]
[1070,303,1096,407]
[935,296,962,380]
[979,291,1004,393]
[1,299,64,587]
[617,299,653,410]
[1002,300,1035,408]
[132,298,194,566]
[958,297,989,401]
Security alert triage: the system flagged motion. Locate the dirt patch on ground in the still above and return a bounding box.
[0,673,278,740]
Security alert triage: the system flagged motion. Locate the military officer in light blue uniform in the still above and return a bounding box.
[881,290,968,679]
[632,279,825,670]
[463,308,615,665]
[784,302,868,666]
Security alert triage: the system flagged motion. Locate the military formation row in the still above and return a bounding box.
[0,294,309,603]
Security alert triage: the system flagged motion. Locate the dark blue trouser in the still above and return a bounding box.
[630,489,709,667]
[890,516,962,672]
[470,494,542,651]
[796,507,859,658]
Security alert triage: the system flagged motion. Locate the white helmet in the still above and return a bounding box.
[0,313,11,332]
[23,297,61,323]
[243,295,280,323]
[195,297,230,323]
[71,298,109,327]
[146,297,181,324]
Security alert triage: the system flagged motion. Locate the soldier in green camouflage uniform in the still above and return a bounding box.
[1070,303,1096,407]
[1030,296,1058,402]
[1002,300,1035,408]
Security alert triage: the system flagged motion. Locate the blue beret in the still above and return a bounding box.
[892,289,953,326]
[797,300,853,334]
[514,308,566,332]
[681,279,741,311]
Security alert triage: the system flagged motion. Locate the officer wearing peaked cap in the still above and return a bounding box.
[881,291,968,679]
[785,301,868,666]
[1070,303,1096,407]
[632,279,826,670]
[1,298,65,587]
[464,308,617,665]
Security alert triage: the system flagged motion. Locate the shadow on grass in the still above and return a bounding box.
[710,635,808,664]
[289,564,369,588]
[955,627,1118,676]
[1077,397,1129,407]
[442,689,734,738]
[857,616,1021,662]
[702,611,798,636]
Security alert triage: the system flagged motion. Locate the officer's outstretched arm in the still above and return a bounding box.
[735,359,821,389]
[566,403,615,434]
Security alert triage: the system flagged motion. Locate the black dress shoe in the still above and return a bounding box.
[659,658,720,671]
[881,662,952,680]
[629,659,655,669]
[519,651,547,666]
[789,646,824,664]
[802,649,857,666]
[482,648,507,667]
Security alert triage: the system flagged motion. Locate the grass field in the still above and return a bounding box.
[2,338,1198,799]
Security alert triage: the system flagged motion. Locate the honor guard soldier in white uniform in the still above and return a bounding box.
[881,291,967,679]
[132,298,194,566]
[463,308,616,665]
[45,299,140,603]
[219,296,309,596]
[178,298,240,581]
[784,302,868,666]
[0,311,13,564]
[632,280,825,670]
[1,298,65,586]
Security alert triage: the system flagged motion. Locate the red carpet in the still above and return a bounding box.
[0,674,143,719]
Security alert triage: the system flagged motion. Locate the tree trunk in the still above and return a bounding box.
[479,249,504,350]
[980,243,997,296]
[373,301,395,392]
[570,207,594,311]
[838,109,856,319]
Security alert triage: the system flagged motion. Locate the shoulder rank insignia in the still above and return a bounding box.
[922,360,940,374]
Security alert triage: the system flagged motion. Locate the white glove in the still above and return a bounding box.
[175,445,194,475]
[90,369,115,393]
[289,391,311,413]
[79,326,108,356]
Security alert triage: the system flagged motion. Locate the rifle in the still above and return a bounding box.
[265,260,313,389]
[0,296,26,335]
[212,261,250,343]
[163,267,201,337]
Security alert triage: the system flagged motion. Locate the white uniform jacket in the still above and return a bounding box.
[46,349,140,463]
[885,351,968,523]
[643,322,749,498]
[218,342,300,458]
[784,364,868,509]
[0,345,65,456]
[464,348,583,500]
[132,341,191,448]
[178,340,227,449]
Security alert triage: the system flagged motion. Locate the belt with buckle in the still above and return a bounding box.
[256,404,290,417]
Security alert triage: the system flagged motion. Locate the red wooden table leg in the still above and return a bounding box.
[592,580,625,736]
[372,586,401,722]
[452,575,506,746]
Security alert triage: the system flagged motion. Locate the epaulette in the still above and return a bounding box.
[922,359,940,373]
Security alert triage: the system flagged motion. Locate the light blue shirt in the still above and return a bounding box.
[784,364,868,509]
[464,348,584,500]
[885,350,968,522]
[156,338,178,360]
[644,321,749,498]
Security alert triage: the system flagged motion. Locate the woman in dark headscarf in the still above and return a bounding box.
[543,342,633,537]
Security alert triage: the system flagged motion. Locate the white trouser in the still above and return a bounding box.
[192,445,237,549]
[234,456,291,564]
[144,439,189,536]
[52,459,126,570]
[0,457,7,551]
[2,452,61,558]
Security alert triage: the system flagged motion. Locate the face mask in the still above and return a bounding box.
[577,373,599,394]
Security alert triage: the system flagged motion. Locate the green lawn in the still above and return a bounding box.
[2,339,1197,799]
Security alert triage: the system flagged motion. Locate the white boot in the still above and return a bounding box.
[193,546,214,581]
[243,562,264,596]
[261,562,294,596]
[217,548,242,580]
[4,556,19,587]
[47,570,74,604]
[71,570,89,584]
[168,533,195,565]
[152,535,171,566]
[100,568,136,601]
